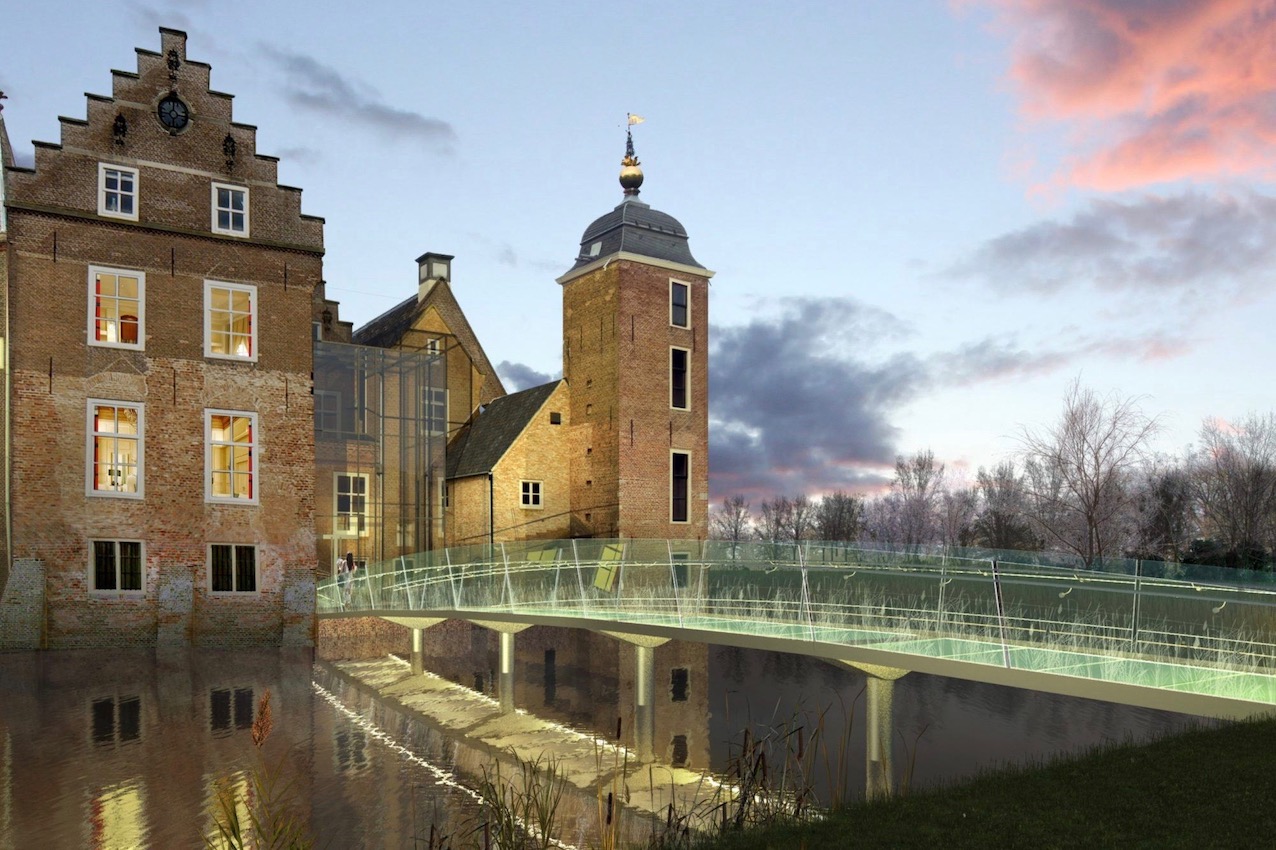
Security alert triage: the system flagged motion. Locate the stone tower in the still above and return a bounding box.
[557,129,713,539]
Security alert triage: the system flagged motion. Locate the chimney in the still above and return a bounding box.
[416,252,454,303]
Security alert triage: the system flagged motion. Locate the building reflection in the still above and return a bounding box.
[411,621,711,771]
[0,649,314,849]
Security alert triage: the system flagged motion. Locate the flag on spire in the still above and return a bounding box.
[628,114,645,126]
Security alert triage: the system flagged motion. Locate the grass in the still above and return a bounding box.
[692,716,1276,850]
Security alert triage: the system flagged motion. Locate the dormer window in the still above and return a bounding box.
[98,164,138,221]
[588,241,602,257]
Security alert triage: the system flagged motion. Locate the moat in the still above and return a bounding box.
[0,621,1206,848]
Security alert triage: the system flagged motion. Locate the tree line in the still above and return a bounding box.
[711,380,1276,570]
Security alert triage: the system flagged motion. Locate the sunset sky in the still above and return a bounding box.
[3,1,1272,500]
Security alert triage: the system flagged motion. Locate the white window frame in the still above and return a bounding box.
[211,181,249,236]
[521,480,543,509]
[334,472,370,536]
[671,450,691,524]
[205,409,259,505]
[422,386,448,436]
[315,390,341,433]
[98,163,139,221]
[87,265,145,350]
[204,280,258,362]
[670,346,691,411]
[208,543,259,594]
[670,279,690,328]
[86,400,144,499]
[89,540,145,595]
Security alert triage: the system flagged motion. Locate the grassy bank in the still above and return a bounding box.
[693,717,1276,850]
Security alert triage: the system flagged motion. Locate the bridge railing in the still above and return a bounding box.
[318,539,1276,676]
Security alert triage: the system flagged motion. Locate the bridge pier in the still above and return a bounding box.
[600,630,670,762]
[468,620,532,714]
[838,661,909,800]
[412,628,424,675]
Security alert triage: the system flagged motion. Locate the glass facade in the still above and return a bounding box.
[313,340,453,577]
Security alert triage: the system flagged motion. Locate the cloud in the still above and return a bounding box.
[126,1,196,33]
[265,50,456,152]
[275,145,322,166]
[976,0,1276,188]
[948,190,1276,297]
[709,298,924,500]
[707,296,1192,500]
[497,361,558,392]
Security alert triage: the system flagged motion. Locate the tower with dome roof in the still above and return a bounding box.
[556,126,713,539]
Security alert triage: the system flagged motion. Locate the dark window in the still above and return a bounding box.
[671,282,689,327]
[93,541,142,592]
[118,697,141,741]
[92,698,115,744]
[672,452,690,522]
[671,348,688,409]
[671,734,689,767]
[210,687,254,733]
[211,544,256,593]
[549,411,562,425]
[544,648,557,705]
[671,668,689,702]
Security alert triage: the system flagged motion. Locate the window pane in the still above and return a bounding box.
[211,545,232,592]
[210,689,231,731]
[672,453,689,522]
[94,541,116,590]
[119,542,142,591]
[118,697,141,741]
[234,687,254,729]
[235,546,256,592]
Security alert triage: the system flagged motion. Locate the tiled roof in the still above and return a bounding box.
[566,196,704,273]
[446,380,562,479]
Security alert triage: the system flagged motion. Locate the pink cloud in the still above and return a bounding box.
[977,0,1276,189]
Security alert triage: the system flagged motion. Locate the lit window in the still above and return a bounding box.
[207,411,256,503]
[91,540,144,593]
[87,401,142,497]
[670,281,689,328]
[335,473,369,534]
[89,266,144,349]
[209,544,257,593]
[211,182,249,236]
[521,480,542,508]
[204,281,256,360]
[98,164,138,221]
[671,452,689,523]
[671,347,689,410]
[422,387,447,435]
[315,390,341,432]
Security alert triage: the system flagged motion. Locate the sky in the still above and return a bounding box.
[3,0,1273,501]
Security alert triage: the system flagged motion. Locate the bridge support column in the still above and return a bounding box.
[635,644,655,762]
[836,661,909,800]
[499,631,516,714]
[599,630,670,762]
[865,676,895,801]
[411,628,424,676]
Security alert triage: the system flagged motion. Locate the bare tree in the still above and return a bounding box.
[1131,460,1196,562]
[1193,413,1276,568]
[787,494,816,542]
[972,460,1038,551]
[711,495,753,544]
[754,496,792,544]
[892,449,945,548]
[1019,379,1160,565]
[940,487,978,550]
[815,491,863,542]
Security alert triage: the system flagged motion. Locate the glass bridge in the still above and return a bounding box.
[317,539,1276,719]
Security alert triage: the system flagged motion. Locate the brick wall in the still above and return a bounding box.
[490,381,571,542]
[3,29,322,648]
[562,259,710,541]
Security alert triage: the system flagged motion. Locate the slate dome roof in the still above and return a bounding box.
[568,196,704,273]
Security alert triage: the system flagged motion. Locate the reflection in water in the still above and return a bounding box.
[0,623,1214,848]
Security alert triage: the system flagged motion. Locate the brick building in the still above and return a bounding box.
[0,29,322,648]
[0,28,712,648]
